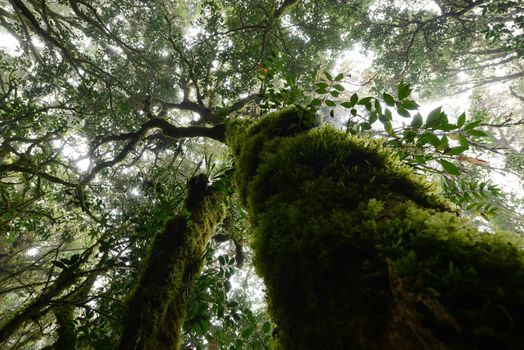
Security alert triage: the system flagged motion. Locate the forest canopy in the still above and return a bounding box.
[0,0,523,349]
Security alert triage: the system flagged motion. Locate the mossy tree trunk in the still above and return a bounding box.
[119,174,225,350]
[226,107,524,350]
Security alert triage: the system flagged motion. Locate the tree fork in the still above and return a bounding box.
[118,174,225,350]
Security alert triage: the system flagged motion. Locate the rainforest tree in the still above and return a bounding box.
[0,0,523,349]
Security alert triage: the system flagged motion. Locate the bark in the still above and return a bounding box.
[227,106,524,350]
[118,174,225,350]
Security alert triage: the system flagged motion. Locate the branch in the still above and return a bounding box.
[83,119,225,184]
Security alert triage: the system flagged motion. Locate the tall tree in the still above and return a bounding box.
[0,1,523,349]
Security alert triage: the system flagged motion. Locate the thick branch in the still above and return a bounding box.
[119,174,225,350]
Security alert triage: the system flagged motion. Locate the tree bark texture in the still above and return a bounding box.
[227,107,524,350]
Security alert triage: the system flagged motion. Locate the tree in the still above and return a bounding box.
[1,1,523,349]
[353,0,524,96]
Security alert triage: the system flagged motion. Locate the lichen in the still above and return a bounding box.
[227,106,524,349]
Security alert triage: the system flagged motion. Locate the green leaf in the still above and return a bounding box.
[325,71,333,81]
[315,87,327,94]
[440,123,458,131]
[374,99,382,114]
[341,101,355,108]
[396,106,411,118]
[357,96,372,105]
[316,82,329,89]
[440,159,460,175]
[325,100,336,106]
[351,108,357,116]
[466,129,489,137]
[330,90,340,97]
[310,98,322,106]
[334,73,344,81]
[397,81,412,100]
[333,84,344,91]
[350,93,358,106]
[459,134,469,147]
[449,146,468,155]
[262,322,271,333]
[52,260,68,269]
[457,112,466,127]
[383,93,395,107]
[401,100,419,110]
[411,113,423,129]
[242,327,254,338]
[360,122,372,130]
[383,121,396,136]
[425,106,442,128]
[403,130,417,142]
[369,111,378,124]
[463,119,482,130]
[414,155,427,164]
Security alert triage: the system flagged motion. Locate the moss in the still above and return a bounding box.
[227,106,524,349]
[119,174,225,350]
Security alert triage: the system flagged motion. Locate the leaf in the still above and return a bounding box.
[383,93,395,107]
[316,82,329,89]
[459,135,469,147]
[369,111,378,124]
[241,326,254,338]
[357,96,372,105]
[341,101,355,108]
[440,159,460,175]
[325,71,333,81]
[411,113,423,129]
[397,81,412,100]
[396,106,411,118]
[425,107,442,128]
[330,90,340,97]
[457,112,466,127]
[384,121,396,136]
[466,129,489,137]
[325,100,336,106]
[463,119,482,130]
[360,122,372,130]
[333,84,344,91]
[401,100,419,110]
[374,99,382,114]
[448,146,468,156]
[315,87,327,94]
[52,261,68,269]
[350,93,358,106]
[334,73,344,81]
[310,98,322,106]
[262,322,271,333]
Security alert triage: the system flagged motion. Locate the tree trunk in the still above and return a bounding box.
[227,107,524,350]
[119,174,225,350]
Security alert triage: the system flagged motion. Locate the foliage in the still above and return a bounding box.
[0,0,522,349]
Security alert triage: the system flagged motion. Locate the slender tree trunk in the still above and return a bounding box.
[119,174,225,350]
[227,107,524,350]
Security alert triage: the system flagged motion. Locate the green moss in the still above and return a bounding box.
[119,174,225,350]
[228,106,524,349]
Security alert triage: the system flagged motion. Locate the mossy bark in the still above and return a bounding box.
[227,107,524,350]
[119,174,225,350]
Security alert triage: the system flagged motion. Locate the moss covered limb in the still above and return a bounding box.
[227,107,524,350]
[119,174,225,350]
